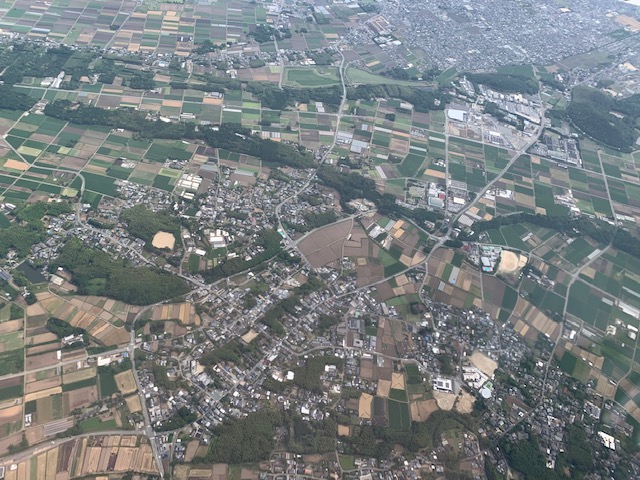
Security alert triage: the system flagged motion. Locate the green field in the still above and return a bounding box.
[0,331,23,351]
[389,388,408,402]
[284,67,340,87]
[0,383,23,402]
[0,349,24,376]
[78,417,118,433]
[405,364,422,384]
[387,399,411,430]
[346,67,428,86]
[99,371,118,398]
[62,377,97,392]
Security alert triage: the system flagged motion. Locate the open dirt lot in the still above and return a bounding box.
[241,329,259,344]
[152,231,176,250]
[358,393,373,419]
[470,351,498,377]
[455,390,475,414]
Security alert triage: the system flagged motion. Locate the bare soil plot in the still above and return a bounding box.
[241,329,259,344]
[24,387,62,403]
[4,159,29,171]
[0,431,23,455]
[470,351,498,377]
[377,379,391,397]
[410,399,438,422]
[152,231,176,250]
[0,405,22,424]
[454,390,475,414]
[433,391,457,410]
[358,393,373,419]
[391,372,406,389]
[298,219,353,267]
[26,351,59,370]
[25,425,45,446]
[184,440,200,462]
[114,370,137,394]
[63,367,97,385]
[0,377,22,390]
[26,377,61,394]
[150,303,200,326]
[64,386,98,413]
[497,250,527,275]
[125,394,142,413]
[0,319,21,335]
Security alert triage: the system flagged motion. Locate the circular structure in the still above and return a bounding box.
[480,387,492,399]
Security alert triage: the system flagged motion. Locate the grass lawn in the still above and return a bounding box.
[284,67,340,87]
[78,417,118,433]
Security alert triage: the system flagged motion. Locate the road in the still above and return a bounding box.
[275,48,348,245]
[417,119,547,298]
[0,346,131,382]
[129,302,166,478]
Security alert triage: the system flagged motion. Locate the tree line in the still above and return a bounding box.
[346,84,449,113]
[567,86,640,151]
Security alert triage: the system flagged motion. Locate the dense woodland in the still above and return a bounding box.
[0,85,37,111]
[467,72,539,95]
[200,123,314,169]
[567,86,640,151]
[44,101,315,170]
[54,238,190,305]
[346,85,449,113]
[0,202,73,258]
[120,205,181,245]
[202,411,280,464]
[46,317,86,339]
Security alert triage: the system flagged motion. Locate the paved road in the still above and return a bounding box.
[0,346,131,382]
[275,48,348,245]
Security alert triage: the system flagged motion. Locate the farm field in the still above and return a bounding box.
[0,434,157,480]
